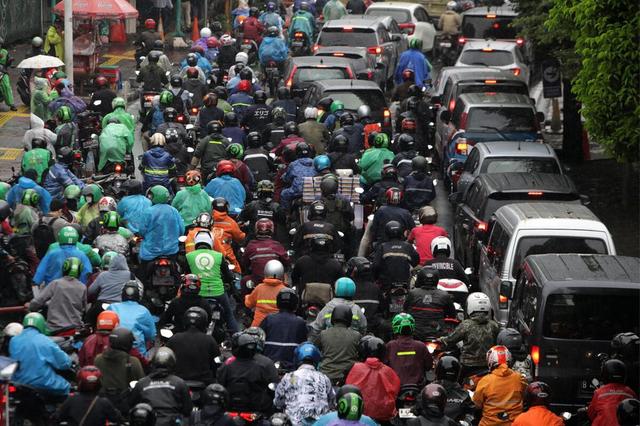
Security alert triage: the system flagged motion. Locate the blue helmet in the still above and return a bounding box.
[334,277,356,298]
[313,155,331,173]
[294,342,322,366]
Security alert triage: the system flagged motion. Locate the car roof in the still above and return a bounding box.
[525,254,640,286]
[476,142,556,158]
[462,5,517,17]
[462,40,518,51]
[314,46,369,57]
[458,92,532,106]
[288,56,354,68]
[495,202,605,234]
[366,2,423,10]
[310,79,382,91]
[476,172,577,194]
[323,16,383,28]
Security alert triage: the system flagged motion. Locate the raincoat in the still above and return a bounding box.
[587,383,637,426]
[358,147,395,185]
[9,327,72,395]
[12,205,39,235]
[48,242,102,267]
[186,249,225,297]
[244,277,286,326]
[323,0,347,20]
[345,358,401,422]
[472,364,527,426]
[171,184,212,225]
[43,162,85,201]
[31,77,54,121]
[280,157,316,207]
[21,147,52,183]
[258,37,288,65]
[76,202,100,228]
[0,49,14,107]
[212,209,245,272]
[137,203,185,261]
[33,244,92,285]
[394,48,430,88]
[102,107,136,137]
[22,115,57,156]
[117,194,153,234]
[108,300,156,356]
[180,52,212,75]
[44,25,64,60]
[98,122,134,171]
[513,406,563,426]
[6,176,51,213]
[141,147,176,192]
[204,174,246,215]
[288,12,314,40]
[231,2,250,29]
[259,12,284,31]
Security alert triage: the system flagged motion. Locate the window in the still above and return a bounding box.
[326,90,386,112]
[466,107,536,132]
[481,157,561,174]
[464,148,480,173]
[442,80,454,108]
[512,237,608,276]
[457,82,529,97]
[414,8,431,23]
[367,9,411,24]
[293,67,349,84]
[461,15,517,40]
[464,183,483,214]
[487,221,510,270]
[459,50,514,67]
[520,277,538,333]
[389,21,402,35]
[378,28,390,43]
[319,28,378,47]
[451,99,465,128]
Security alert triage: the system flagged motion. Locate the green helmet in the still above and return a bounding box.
[392,313,415,335]
[21,188,40,207]
[373,132,390,149]
[112,97,126,109]
[159,90,175,107]
[56,105,73,123]
[63,256,82,278]
[0,182,10,200]
[147,185,170,205]
[330,100,344,114]
[409,37,423,51]
[101,251,118,269]
[23,312,47,334]
[57,225,80,245]
[82,184,103,204]
[102,211,121,230]
[337,392,364,421]
[226,143,244,160]
[63,184,81,200]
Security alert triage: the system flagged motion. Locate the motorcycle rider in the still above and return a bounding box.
[137,51,169,93]
[408,206,448,264]
[496,328,532,383]
[242,133,273,183]
[611,332,640,392]
[242,7,266,43]
[0,37,16,111]
[190,384,236,425]
[299,108,329,155]
[617,399,640,426]
[242,218,289,283]
[103,97,136,137]
[316,304,362,384]
[271,121,304,158]
[192,121,228,179]
[403,156,436,212]
[333,112,364,154]
[424,236,469,284]
[221,110,246,145]
[259,2,285,32]
[407,384,458,426]
[373,220,420,292]
[167,75,192,115]
[42,147,85,201]
[394,38,431,88]
[87,253,136,322]
[117,179,152,233]
[274,342,335,425]
[130,347,193,426]
[271,87,298,124]
[245,259,287,326]
[33,226,92,285]
[260,288,307,368]
[327,134,358,174]
[12,188,40,235]
[323,100,346,133]
[98,116,134,173]
[242,90,272,134]
[171,170,211,225]
[159,274,212,332]
[311,277,368,337]
[319,176,354,253]
[184,67,207,108]
[386,313,433,386]
[93,211,130,256]
[438,2,462,37]
[136,18,162,57]
[89,75,117,116]
[293,200,342,256]
[588,359,637,426]
[291,236,343,305]
[281,142,317,209]
[205,162,246,215]
[211,197,245,271]
[369,188,415,246]
[431,355,475,423]
[228,79,254,120]
[512,381,563,426]
[323,0,347,20]
[258,26,288,71]
[288,3,314,47]
[140,39,173,73]
[314,385,377,426]
[359,133,395,187]
[197,93,225,131]
[392,134,419,177]
[361,163,403,207]
[141,133,176,192]
[108,281,156,357]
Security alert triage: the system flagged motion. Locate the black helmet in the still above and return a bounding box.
[202,383,229,408]
[346,257,372,278]
[31,137,47,149]
[153,39,164,50]
[295,142,311,158]
[397,133,416,151]
[184,306,209,332]
[276,288,299,311]
[602,358,626,384]
[207,120,223,135]
[170,74,183,87]
[617,398,640,426]
[122,280,142,301]
[317,96,334,111]
[412,155,428,172]
[524,381,552,409]
[257,180,275,199]
[109,327,135,352]
[129,403,155,426]
[284,121,299,137]
[339,112,354,126]
[163,107,177,123]
[249,6,259,16]
[415,266,439,288]
[214,85,228,100]
[231,332,258,359]
[254,90,267,103]
[384,220,404,239]
[212,197,229,212]
[308,200,327,220]
[148,51,161,63]
[223,111,238,126]
[358,335,385,360]
[407,84,421,98]
[330,134,349,152]
[497,328,526,360]
[277,86,290,100]
[331,304,353,327]
[320,176,339,197]
[419,384,447,416]
[247,131,261,148]
[435,355,461,382]
[152,347,177,371]
[124,179,143,195]
[239,67,253,81]
[211,21,223,33]
[186,52,198,67]
[611,332,639,360]
[266,26,279,37]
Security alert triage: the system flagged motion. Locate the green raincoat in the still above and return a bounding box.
[98,122,134,171]
[102,107,136,138]
[0,48,14,106]
[44,26,64,60]
[171,184,212,225]
[31,78,54,122]
[21,148,52,183]
[359,147,395,185]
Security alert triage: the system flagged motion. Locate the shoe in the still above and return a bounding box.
[9,105,17,111]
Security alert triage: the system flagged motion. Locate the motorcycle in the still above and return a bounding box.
[205,298,226,343]
[16,69,31,106]
[290,32,310,56]
[92,166,130,198]
[147,257,180,303]
[226,412,265,425]
[392,384,420,425]
[264,60,281,98]
[388,282,409,315]
[437,34,459,67]
[240,39,259,65]
[139,90,159,122]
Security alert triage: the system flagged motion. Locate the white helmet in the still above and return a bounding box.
[220,34,234,46]
[431,236,452,257]
[98,196,117,212]
[447,1,457,10]
[32,36,43,48]
[466,292,491,316]
[486,345,512,370]
[150,132,166,147]
[264,260,284,280]
[200,27,212,39]
[194,231,213,249]
[304,107,318,119]
[235,51,249,65]
[3,322,23,337]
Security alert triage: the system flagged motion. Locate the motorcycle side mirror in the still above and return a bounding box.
[361,307,365,314]
[165,71,171,76]
[464,267,473,276]
[268,152,276,160]
[274,361,281,369]
[561,412,572,421]
[160,328,173,339]
[93,100,102,106]
[591,378,601,388]
[214,356,223,364]
[178,235,187,243]
[268,383,277,391]
[246,280,254,289]
[432,179,438,187]
[289,228,297,236]
[187,146,195,153]
[129,380,138,389]
[354,187,364,194]
[338,231,344,238]
[101,303,110,310]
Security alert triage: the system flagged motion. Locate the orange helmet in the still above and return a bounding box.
[185,170,202,186]
[216,160,235,176]
[144,18,156,29]
[96,310,120,332]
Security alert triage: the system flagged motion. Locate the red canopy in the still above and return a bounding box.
[53,0,139,19]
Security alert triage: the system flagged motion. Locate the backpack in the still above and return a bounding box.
[171,89,186,114]
[32,217,61,259]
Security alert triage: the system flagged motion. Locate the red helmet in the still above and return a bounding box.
[385,187,403,205]
[77,366,102,392]
[94,75,108,88]
[181,274,201,294]
[237,80,251,93]
[216,160,235,176]
[185,170,202,186]
[186,66,199,79]
[486,345,512,370]
[144,18,156,29]
[96,310,120,332]
[402,69,414,81]
[255,218,274,237]
[207,36,220,48]
[524,381,551,408]
[401,118,417,131]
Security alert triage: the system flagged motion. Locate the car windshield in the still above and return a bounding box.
[462,15,517,39]
[512,237,608,276]
[458,82,528,97]
[543,292,639,340]
[481,157,560,174]
[294,67,349,84]
[367,9,411,24]
[327,90,386,112]
[319,28,378,47]
[467,107,536,132]
[459,50,514,66]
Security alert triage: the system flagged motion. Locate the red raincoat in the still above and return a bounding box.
[345,357,401,422]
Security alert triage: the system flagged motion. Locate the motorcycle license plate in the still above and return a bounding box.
[144,101,152,108]
[579,378,598,394]
[241,44,252,50]
[440,42,452,47]
[292,41,303,47]
[390,297,405,313]
[211,311,221,320]
[399,408,416,418]
[266,67,278,73]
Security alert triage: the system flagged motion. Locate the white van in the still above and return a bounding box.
[478,203,616,324]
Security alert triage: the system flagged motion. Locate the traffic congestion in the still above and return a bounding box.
[0,0,637,424]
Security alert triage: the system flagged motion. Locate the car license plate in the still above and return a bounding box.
[241,44,252,50]
[440,42,452,47]
[292,41,303,47]
[212,311,221,320]
[399,408,415,418]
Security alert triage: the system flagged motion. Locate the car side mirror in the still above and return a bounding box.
[440,110,451,123]
[448,192,461,204]
[536,111,545,122]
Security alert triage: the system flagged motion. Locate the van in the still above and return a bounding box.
[506,254,639,409]
[478,203,616,323]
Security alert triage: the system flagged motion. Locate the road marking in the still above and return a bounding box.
[0,105,30,128]
[0,148,23,161]
[102,49,136,65]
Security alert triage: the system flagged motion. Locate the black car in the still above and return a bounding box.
[313,46,386,89]
[450,172,583,270]
[283,56,356,100]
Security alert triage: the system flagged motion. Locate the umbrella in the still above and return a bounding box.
[17,55,65,69]
[53,0,139,19]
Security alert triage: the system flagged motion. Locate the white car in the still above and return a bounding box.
[365,2,437,53]
[455,40,530,84]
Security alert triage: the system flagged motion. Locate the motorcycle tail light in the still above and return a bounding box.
[475,221,488,232]
[157,258,170,266]
[312,44,321,52]
[458,36,466,45]
[191,107,198,115]
[294,32,304,38]
[531,345,540,366]
[74,152,82,160]
[243,39,250,43]
[114,164,123,174]
[177,114,185,123]
[516,37,524,46]
[177,175,186,184]
[426,341,439,354]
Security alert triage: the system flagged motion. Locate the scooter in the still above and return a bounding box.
[290,32,310,56]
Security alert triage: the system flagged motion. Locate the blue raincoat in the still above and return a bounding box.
[180,52,212,75]
[259,12,284,30]
[258,37,288,65]
[108,300,156,356]
[43,162,85,201]
[137,203,184,261]
[280,157,316,208]
[6,176,52,213]
[204,174,246,215]
[33,244,92,285]
[117,194,153,234]
[394,48,430,87]
[9,327,72,395]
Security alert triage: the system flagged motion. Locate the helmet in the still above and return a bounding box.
[245,327,266,353]
[185,170,202,187]
[102,211,121,231]
[23,312,47,334]
[110,327,135,352]
[101,251,117,269]
[212,197,229,213]
[255,218,274,237]
[611,332,639,360]
[497,328,526,360]
[397,133,416,151]
[524,381,551,408]
[346,256,372,278]
[331,303,353,327]
[200,27,212,38]
[223,110,238,126]
[339,112,354,126]
[186,66,199,79]
[0,200,12,221]
[430,236,452,257]
[129,403,155,426]
[207,120,223,135]
[181,273,202,295]
[153,39,164,50]
[486,345,512,370]
[112,97,126,109]
[64,184,82,201]
[384,220,404,239]
[226,143,244,160]
[334,277,356,298]
[152,347,177,371]
[184,306,209,332]
[264,260,284,280]
[194,212,213,229]
[401,117,417,131]
[418,206,437,225]
[357,105,371,120]
[435,355,461,382]
[235,52,249,66]
[31,137,47,149]
[194,231,214,250]
[202,383,228,408]
[358,335,385,360]
[186,53,198,67]
[409,37,423,50]
[57,225,79,245]
[416,266,439,288]
[266,1,277,11]
[146,185,170,205]
[266,26,279,37]
[381,164,398,180]
[0,182,10,200]
[272,106,287,122]
[98,196,117,213]
[32,36,43,48]
[57,105,73,122]
[257,180,275,199]
[617,399,640,426]
[602,358,627,384]
[385,187,403,205]
[402,68,414,81]
[294,342,322,366]
[308,200,327,220]
[163,106,177,122]
[144,18,156,29]
[320,176,338,197]
[207,36,219,48]
[269,413,292,426]
[170,75,183,88]
[254,90,267,103]
[247,131,261,148]
[158,91,174,110]
[337,392,364,420]
[331,134,349,152]
[237,80,251,93]
[300,1,309,10]
[232,332,258,359]
[447,1,457,9]
[94,75,108,88]
[317,96,334,111]
[284,121,299,136]
[467,292,491,316]
[148,51,161,63]
[77,366,102,392]
[304,107,318,120]
[276,287,298,311]
[122,280,142,302]
[392,312,415,335]
[296,142,312,158]
[149,132,166,147]
[412,155,428,173]
[330,100,344,113]
[203,92,218,107]
[373,132,390,148]
[216,160,235,176]
[220,34,234,46]
[21,188,40,207]
[96,310,119,332]
[249,6,259,16]
[419,384,447,416]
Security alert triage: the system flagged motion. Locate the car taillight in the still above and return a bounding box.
[499,294,508,309]
[486,13,496,18]
[383,108,391,125]
[484,79,497,84]
[243,39,250,43]
[516,37,524,46]
[286,64,297,88]
[528,191,544,197]
[343,26,353,32]
[475,221,488,232]
[512,67,521,76]
[448,99,456,112]
[455,141,469,155]
[482,47,493,52]
[458,36,466,45]
[368,46,382,55]
[115,164,123,174]
[531,345,540,366]
[294,32,304,38]
[399,22,415,35]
